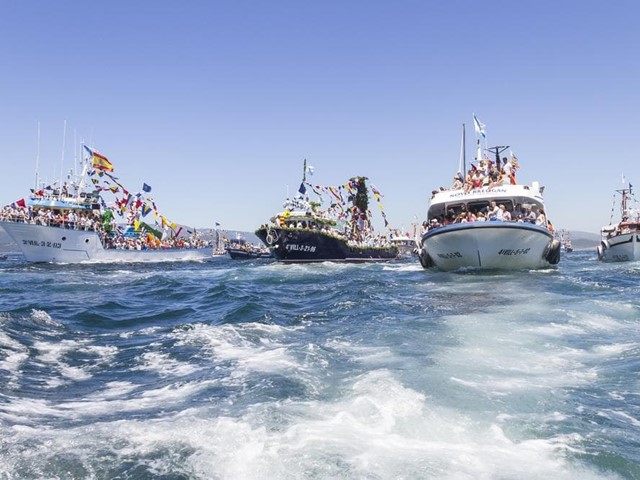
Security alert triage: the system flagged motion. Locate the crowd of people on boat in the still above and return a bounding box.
[0,203,210,250]
[0,204,102,231]
[103,233,210,250]
[449,156,519,192]
[423,201,551,232]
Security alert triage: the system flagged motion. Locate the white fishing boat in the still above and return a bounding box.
[0,145,220,263]
[418,116,560,271]
[597,182,640,262]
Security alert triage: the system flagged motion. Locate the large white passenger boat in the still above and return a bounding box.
[418,118,560,271]
[0,145,220,263]
[597,182,640,262]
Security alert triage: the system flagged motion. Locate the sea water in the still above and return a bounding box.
[0,251,638,479]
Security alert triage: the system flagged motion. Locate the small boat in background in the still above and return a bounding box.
[557,229,574,252]
[225,234,272,259]
[597,181,640,262]
[389,230,418,257]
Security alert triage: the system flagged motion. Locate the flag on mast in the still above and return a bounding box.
[83,145,114,172]
[473,114,486,138]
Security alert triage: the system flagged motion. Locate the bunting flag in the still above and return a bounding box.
[143,183,152,193]
[15,198,26,208]
[84,145,114,172]
[306,183,323,198]
[298,182,307,196]
[141,205,152,217]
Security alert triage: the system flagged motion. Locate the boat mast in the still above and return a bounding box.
[76,143,91,199]
[60,119,67,195]
[34,121,40,193]
[619,183,630,221]
[459,123,466,174]
[302,158,307,183]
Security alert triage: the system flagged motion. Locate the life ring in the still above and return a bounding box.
[266,234,274,245]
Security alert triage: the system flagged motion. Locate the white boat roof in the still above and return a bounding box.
[429,183,544,206]
[426,182,548,219]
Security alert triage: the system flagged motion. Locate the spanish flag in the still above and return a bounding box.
[83,145,114,172]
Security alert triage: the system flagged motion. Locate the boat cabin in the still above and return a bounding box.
[427,197,544,224]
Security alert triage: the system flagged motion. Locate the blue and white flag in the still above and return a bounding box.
[298,182,307,196]
[143,183,152,193]
[473,114,486,138]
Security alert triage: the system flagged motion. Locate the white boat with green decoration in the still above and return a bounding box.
[0,145,220,263]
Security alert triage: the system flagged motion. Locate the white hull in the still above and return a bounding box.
[597,233,640,262]
[420,222,559,271]
[0,222,217,263]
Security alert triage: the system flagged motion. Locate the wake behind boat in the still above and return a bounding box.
[255,161,398,263]
[418,116,560,271]
[0,145,221,263]
[597,181,640,262]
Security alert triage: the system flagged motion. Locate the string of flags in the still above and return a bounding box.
[296,178,391,230]
[81,146,184,239]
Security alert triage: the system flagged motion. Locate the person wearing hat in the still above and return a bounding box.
[451,173,464,190]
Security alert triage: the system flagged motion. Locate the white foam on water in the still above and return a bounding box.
[382,262,423,272]
[0,331,29,386]
[33,338,97,382]
[29,308,60,327]
[0,369,619,479]
[172,323,302,378]
[134,351,200,378]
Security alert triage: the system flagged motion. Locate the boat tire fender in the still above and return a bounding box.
[543,239,561,265]
[597,241,608,260]
[266,234,273,245]
[419,250,434,269]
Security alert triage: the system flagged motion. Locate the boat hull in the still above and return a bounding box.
[226,248,272,260]
[420,222,559,270]
[597,233,640,262]
[0,222,215,263]
[255,227,398,263]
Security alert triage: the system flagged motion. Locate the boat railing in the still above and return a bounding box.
[0,211,101,232]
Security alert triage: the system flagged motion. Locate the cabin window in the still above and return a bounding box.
[467,201,489,215]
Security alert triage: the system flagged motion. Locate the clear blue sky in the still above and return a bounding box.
[1,0,638,234]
